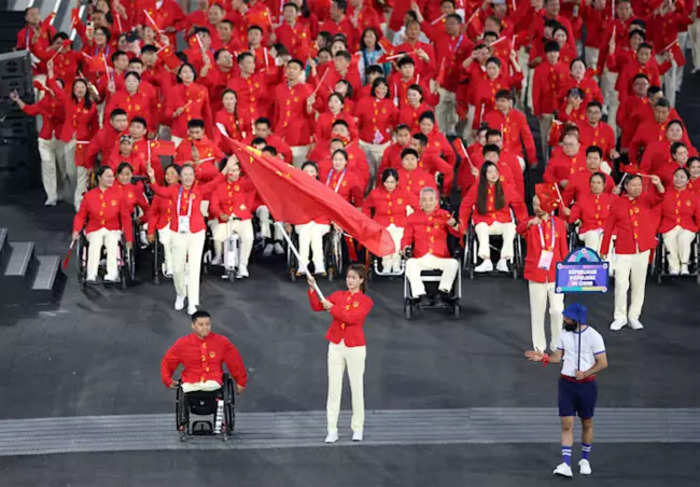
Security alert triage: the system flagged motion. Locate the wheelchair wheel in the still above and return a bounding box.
[76,235,88,290]
[175,381,188,441]
[404,299,413,320]
[223,374,236,436]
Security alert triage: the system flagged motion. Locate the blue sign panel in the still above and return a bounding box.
[555,247,609,293]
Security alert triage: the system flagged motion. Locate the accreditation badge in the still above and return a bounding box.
[538,250,554,270]
[178,216,191,234]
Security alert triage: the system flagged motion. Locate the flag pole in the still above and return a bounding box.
[276,222,325,299]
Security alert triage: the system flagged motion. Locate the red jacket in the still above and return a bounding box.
[146,194,174,235]
[601,191,664,256]
[458,182,527,227]
[72,186,133,242]
[518,215,569,283]
[272,81,315,146]
[401,208,461,258]
[532,60,568,116]
[160,332,247,387]
[209,177,257,221]
[543,150,586,186]
[659,187,700,234]
[568,192,615,234]
[362,186,412,227]
[577,121,616,158]
[561,170,615,206]
[150,174,225,234]
[164,82,214,139]
[397,167,437,206]
[85,125,123,167]
[355,96,399,144]
[308,288,373,347]
[483,108,536,165]
[20,95,65,140]
[48,78,98,145]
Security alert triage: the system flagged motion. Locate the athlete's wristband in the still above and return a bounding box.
[541,354,550,366]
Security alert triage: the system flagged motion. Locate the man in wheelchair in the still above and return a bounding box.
[161,310,247,436]
[401,187,462,304]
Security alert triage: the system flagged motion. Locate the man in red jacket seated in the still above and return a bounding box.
[401,187,462,302]
[161,310,248,394]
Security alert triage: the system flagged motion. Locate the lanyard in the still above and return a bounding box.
[325,169,345,193]
[451,34,464,54]
[537,217,555,251]
[177,186,194,218]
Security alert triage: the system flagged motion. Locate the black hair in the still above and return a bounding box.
[381,167,399,183]
[401,148,419,159]
[370,77,389,98]
[191,310,211,322]
[110,108,127,119]
[130,116,147,128]
[187,118,205,130]
[586,145,603,158]
[117,162,134,175]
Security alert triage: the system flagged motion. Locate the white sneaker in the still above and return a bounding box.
[236,267,249,278]
[628,318,644,330]
[44,198,57,206]
[187,304,198,316]
[352,430,363,441]
[273,242,285,255]
[210,254,222,266]
[579,459,592,475]
[553,463,573,478]
[681,264,690,275]
[496,259,509,272]
[174,296,185,311]
[609,319,627,331]
[669,266,680,276]
[262,243,274,257]
[474,260,493,273]
[324,431,338,443]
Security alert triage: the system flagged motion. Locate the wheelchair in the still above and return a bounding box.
[403,249,462,320]
[287,225,344,282]
[201,220,244,284]
[75,230,134,290]
[463,216,523,280]
[367,251,405,279]
[175,373,236,442]
[651,231,700,284]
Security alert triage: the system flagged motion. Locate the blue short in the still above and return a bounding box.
[558,377,598,419]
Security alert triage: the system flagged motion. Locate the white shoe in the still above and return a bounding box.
[324,431,338,443]
[609,319,627,331]
[680,264,690,275]
[236,267,249,278]
[352,430,363,441]
[553,463,573,478]
[187,304,198,315]
[44,198,57,206]
[174,296,185,311]
[474,260,493,273]
[669,266,680,276]
[262,243,274,257]
[496,259,509,273]
[579,459,592,475]
[628,318,644,330]
[273,242,285,255]
[210,254,222,266]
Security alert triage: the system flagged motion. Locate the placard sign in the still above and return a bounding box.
[555,247,609,293]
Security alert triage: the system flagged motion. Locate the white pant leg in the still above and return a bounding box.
[580,230,603,253]
[185,231,205,306]
[385,224,404,270]
[424,254,458,292]
[677,228,696,266]
[290,145,310,168]
[295,222,313,270]
[498,221,516,260]
[212,220,228,255]
[86,228,107,281]
[474,222,491,260]
[311,223,330,272]
[663,226,682,272]
[613,253,633,321]
[37,137,57,202]
[75,166,90,212]
[104,230,122,280]
[171,135,183,147]
[627,250,649,321]
[538,114,554,163]
[690,19,700,71]
[54,139,66,198]
[547,283,564,351]
[359,140,388,184]
[584,47,600,72]
[528,280,548,352]
[601,70,619,133]
[435,88,457,134]
[326,341,346,434]
[256,206,271,239]
[231,219,254,270]
[171,232,189,298]
[404,257,426,297]
[158,227,175,274]
[344,344,366,433]
[63,139,78,205]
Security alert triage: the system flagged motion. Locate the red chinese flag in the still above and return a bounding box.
[41,13,55,31]
[151,140,176,157]
[143,9,160,33]
[230,140,395,256]
[377,38,393,57]
[535,183,561,213]
[161,47,182,70]
[82,53,105,73]
[670,42,685,66]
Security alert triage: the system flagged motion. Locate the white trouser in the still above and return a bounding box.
[63,140,78,208]
[158,226,175,275]
[663,226,696,272]
[614,250,650,321]
[600,69,619,134]
[171,135,183,147]
[579,229,615,272]
[528,281,564,352]
[37,137,66,202]
[290,145,310,168]
[182,380,221,393]
[295,222,330,272]
[213,218,254,270]
[584,47,600,72]
[435,87,458,135]
[517,47,530,110]
[256,205,283,240]
[474,221,516,260]
[405,254,459,297]
[690,19,700,72]
[657,53,679,107]
[358,140,389,184]
[86,228,121,281]
[172,230,205,306]
[538,114,554,163]
[327,340,366,434]
[382,224,404,272]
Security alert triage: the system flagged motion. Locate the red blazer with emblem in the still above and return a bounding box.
[273,81,315,146]
[362,186,412,228]
[659,188,700,234]
[308,288,374,347]
[458,182,527,227]
[397,167,437,207]
[209,177,257,221]
[401,208,461,258]
[601,191,664,256]
[164,82,214,139]
[355,96,399,145]
[150,174,225,233]
[73,186,133,242]
[160,332,247,387]
[568,192,615,234]
[146,193,174,235]
[518,215,569,283]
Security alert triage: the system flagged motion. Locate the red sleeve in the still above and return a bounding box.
[328,295,373,326]
[307,287,324,311]
[569,203,582,223]
[146,198,160,237]
[120,197,134,243]
[400,219,414,249]
[222,338,248,387]
[160,339,182,387]
[209,184,223,221]
[558,218,569,258]
[600,202,619,255]
[458,184,477,228]
[73,194,89,233]
[520,114,536,163]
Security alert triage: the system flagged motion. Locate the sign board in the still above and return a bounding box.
[555,247,609,293]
